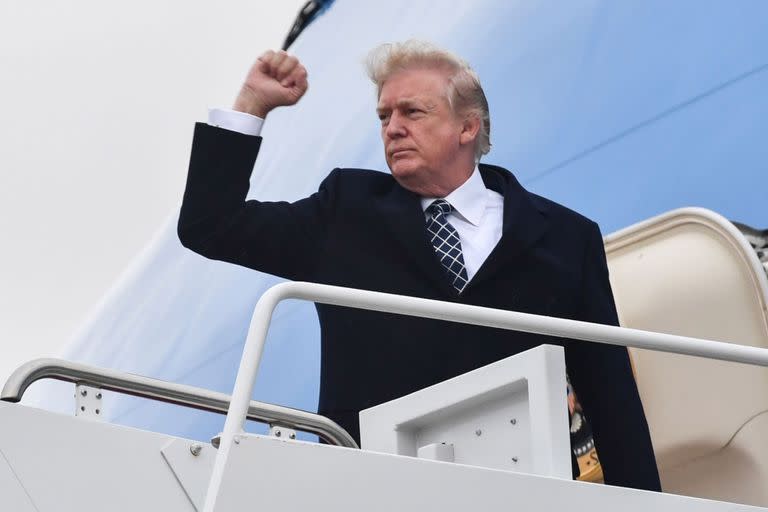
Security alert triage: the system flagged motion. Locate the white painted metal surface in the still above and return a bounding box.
[205,280,768,512]
[0,448,37,512]
[0,401,196,511]
[268,425,297,441]
[161,439,216,511]
[75,383,104,421]
[213,434,758,512]
[416,442,455,462]
[360,345,570,479]
[3,395,764,511]
[5,272,768,510]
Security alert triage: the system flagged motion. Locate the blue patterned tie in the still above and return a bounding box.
[426,199,469,293]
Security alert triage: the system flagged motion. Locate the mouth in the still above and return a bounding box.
[389,148,415,159]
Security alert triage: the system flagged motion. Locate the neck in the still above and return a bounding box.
[398,162,475,198]
[426,163,475,197]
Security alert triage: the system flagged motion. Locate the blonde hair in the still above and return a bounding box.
[365,40,491,161]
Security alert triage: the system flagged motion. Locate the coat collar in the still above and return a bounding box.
[376,164,550,296]
[467,164,549,291]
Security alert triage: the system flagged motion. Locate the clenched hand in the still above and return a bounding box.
[233,50,309,118]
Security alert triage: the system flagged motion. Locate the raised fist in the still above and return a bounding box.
[234,50,309,118]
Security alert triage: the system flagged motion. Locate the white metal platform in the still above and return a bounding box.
[3,231,768,511]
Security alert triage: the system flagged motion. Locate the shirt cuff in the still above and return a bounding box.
[207,108,264,136]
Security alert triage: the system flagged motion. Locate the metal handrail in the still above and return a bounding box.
[0,358,357,449]
[203,280,768,512]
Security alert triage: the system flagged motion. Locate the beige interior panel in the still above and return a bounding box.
[661,412,768,507]
[604,207,768,503]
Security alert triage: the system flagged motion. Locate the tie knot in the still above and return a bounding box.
[427,199,453,218]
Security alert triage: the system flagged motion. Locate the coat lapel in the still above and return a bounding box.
[465,164,550,291]
[375,181,458,296]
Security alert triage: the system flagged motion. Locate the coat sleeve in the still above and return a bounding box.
[177,123,339,282]
[564,222,662,491]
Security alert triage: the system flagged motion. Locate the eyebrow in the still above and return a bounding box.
[376,98,425,115]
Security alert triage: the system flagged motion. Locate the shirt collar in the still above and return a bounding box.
[420,166,487,226]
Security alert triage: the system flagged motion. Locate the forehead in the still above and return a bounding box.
[377,67,451,108]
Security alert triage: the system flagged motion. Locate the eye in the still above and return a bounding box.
[407,108,424,117]
[378,113,390,124]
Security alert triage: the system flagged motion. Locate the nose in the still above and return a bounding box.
[384,111,407,140]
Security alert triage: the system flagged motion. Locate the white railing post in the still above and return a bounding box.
[202,284,287,512]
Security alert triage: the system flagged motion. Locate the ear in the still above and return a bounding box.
[459,114,481,147]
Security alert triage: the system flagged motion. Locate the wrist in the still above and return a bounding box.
[233,86,270,118]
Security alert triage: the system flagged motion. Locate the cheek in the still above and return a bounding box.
[428,130,460,158]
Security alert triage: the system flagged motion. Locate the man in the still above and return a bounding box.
[178,41,660,491]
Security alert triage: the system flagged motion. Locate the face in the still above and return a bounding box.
[377,67,477,196]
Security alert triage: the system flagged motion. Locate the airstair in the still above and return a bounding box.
[1,208,766,511]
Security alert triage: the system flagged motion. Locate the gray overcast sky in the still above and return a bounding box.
[0,0,306,383]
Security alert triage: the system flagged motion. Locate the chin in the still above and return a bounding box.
[390,169,428,195]
[389,159,419,179]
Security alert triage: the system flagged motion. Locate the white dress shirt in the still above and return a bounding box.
[207,108,504,282]
[420,169,503,281]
